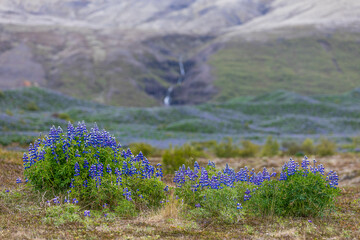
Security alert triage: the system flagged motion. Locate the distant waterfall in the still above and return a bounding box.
[164,56,185,106]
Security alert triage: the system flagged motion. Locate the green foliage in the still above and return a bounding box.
[114,199,137,217]
[128,142,156,157]
[163,119,216,133]
[5,109,13,116]
[188,186,245,224]
[162,144,202,173]
[53,112,73,122]
[239,140,259,157]
[25,101,40,111]
[283,138,315,156]
[43,204,82,226]
[302,138,315,155]
[282,141,303,156]
[316,138,337,156]
[0,90,4,98]
[191,140,217,152]
[261,136,279,157]
[0,134,35,146]
[249,171,340,217]
[214,137,241,158]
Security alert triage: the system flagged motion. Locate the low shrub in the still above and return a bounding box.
[316,138,336,156]
[25,101,39,111]
[239,140,259,157]
[214,137,241,158]
[23,122,167,214]
[301,138,316,155]
[128,142,157,157]
[282,141,303,156]
[52,112,73,122]
[162,144,202,174]
[261,136,279,157]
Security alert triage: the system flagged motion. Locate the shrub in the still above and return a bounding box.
[25,101,39,111]
[191,140,217,152]
[239,140,259,157]
[302,138,315,155]
[282,141,303,156]
[128,142,156,157]
[162,144,201,174]
[174,157,339,222]
[23,122,167,214]
[261,136,279,157]
[214,137,241,158]
[52,112,73,122]
[249,158,340,217]
[316,138,336,156]
[5,109,13,116]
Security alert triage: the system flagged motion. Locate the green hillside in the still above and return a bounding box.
[1,87,360,147]
[209,32,360,102]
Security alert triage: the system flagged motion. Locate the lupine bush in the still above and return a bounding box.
[174,156,339,222]
[23,122,167,213]
[249,157,340,216]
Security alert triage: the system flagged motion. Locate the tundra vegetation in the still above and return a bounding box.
[1,123,359,239]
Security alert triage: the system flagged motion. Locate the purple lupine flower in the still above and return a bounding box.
[194,161,200,170]
[106,164,112,174]
[164,186,169,192]
[16,178,22,184]
[262,167,271,181]
[53,197,60,205]
[327,171,339,188]
[72,198,78,204]
[209,175,220,189]
[83,180,88,188]
[23,153,29,169]
[84,210,91,217]
[237,203,243,210]
[123,188,132,201]
[156,163,163,178]
[244,189,252,201]
[287,158,298,176]
[208,160,216,168]
[301,156,310,172]
[195,203,201,208]
[70,178,75,188]
[199,167,209,188]
[89,164,97,179]
[74,162,80,176]
[318,164,325,175]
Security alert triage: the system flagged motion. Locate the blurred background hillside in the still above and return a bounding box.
[1,0,360,149]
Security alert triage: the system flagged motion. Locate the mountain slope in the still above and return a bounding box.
[0,0,360,106]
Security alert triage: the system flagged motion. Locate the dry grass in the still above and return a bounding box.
[1,148,360,239]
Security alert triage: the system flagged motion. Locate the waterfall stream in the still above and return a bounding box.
[164,56,186,106]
